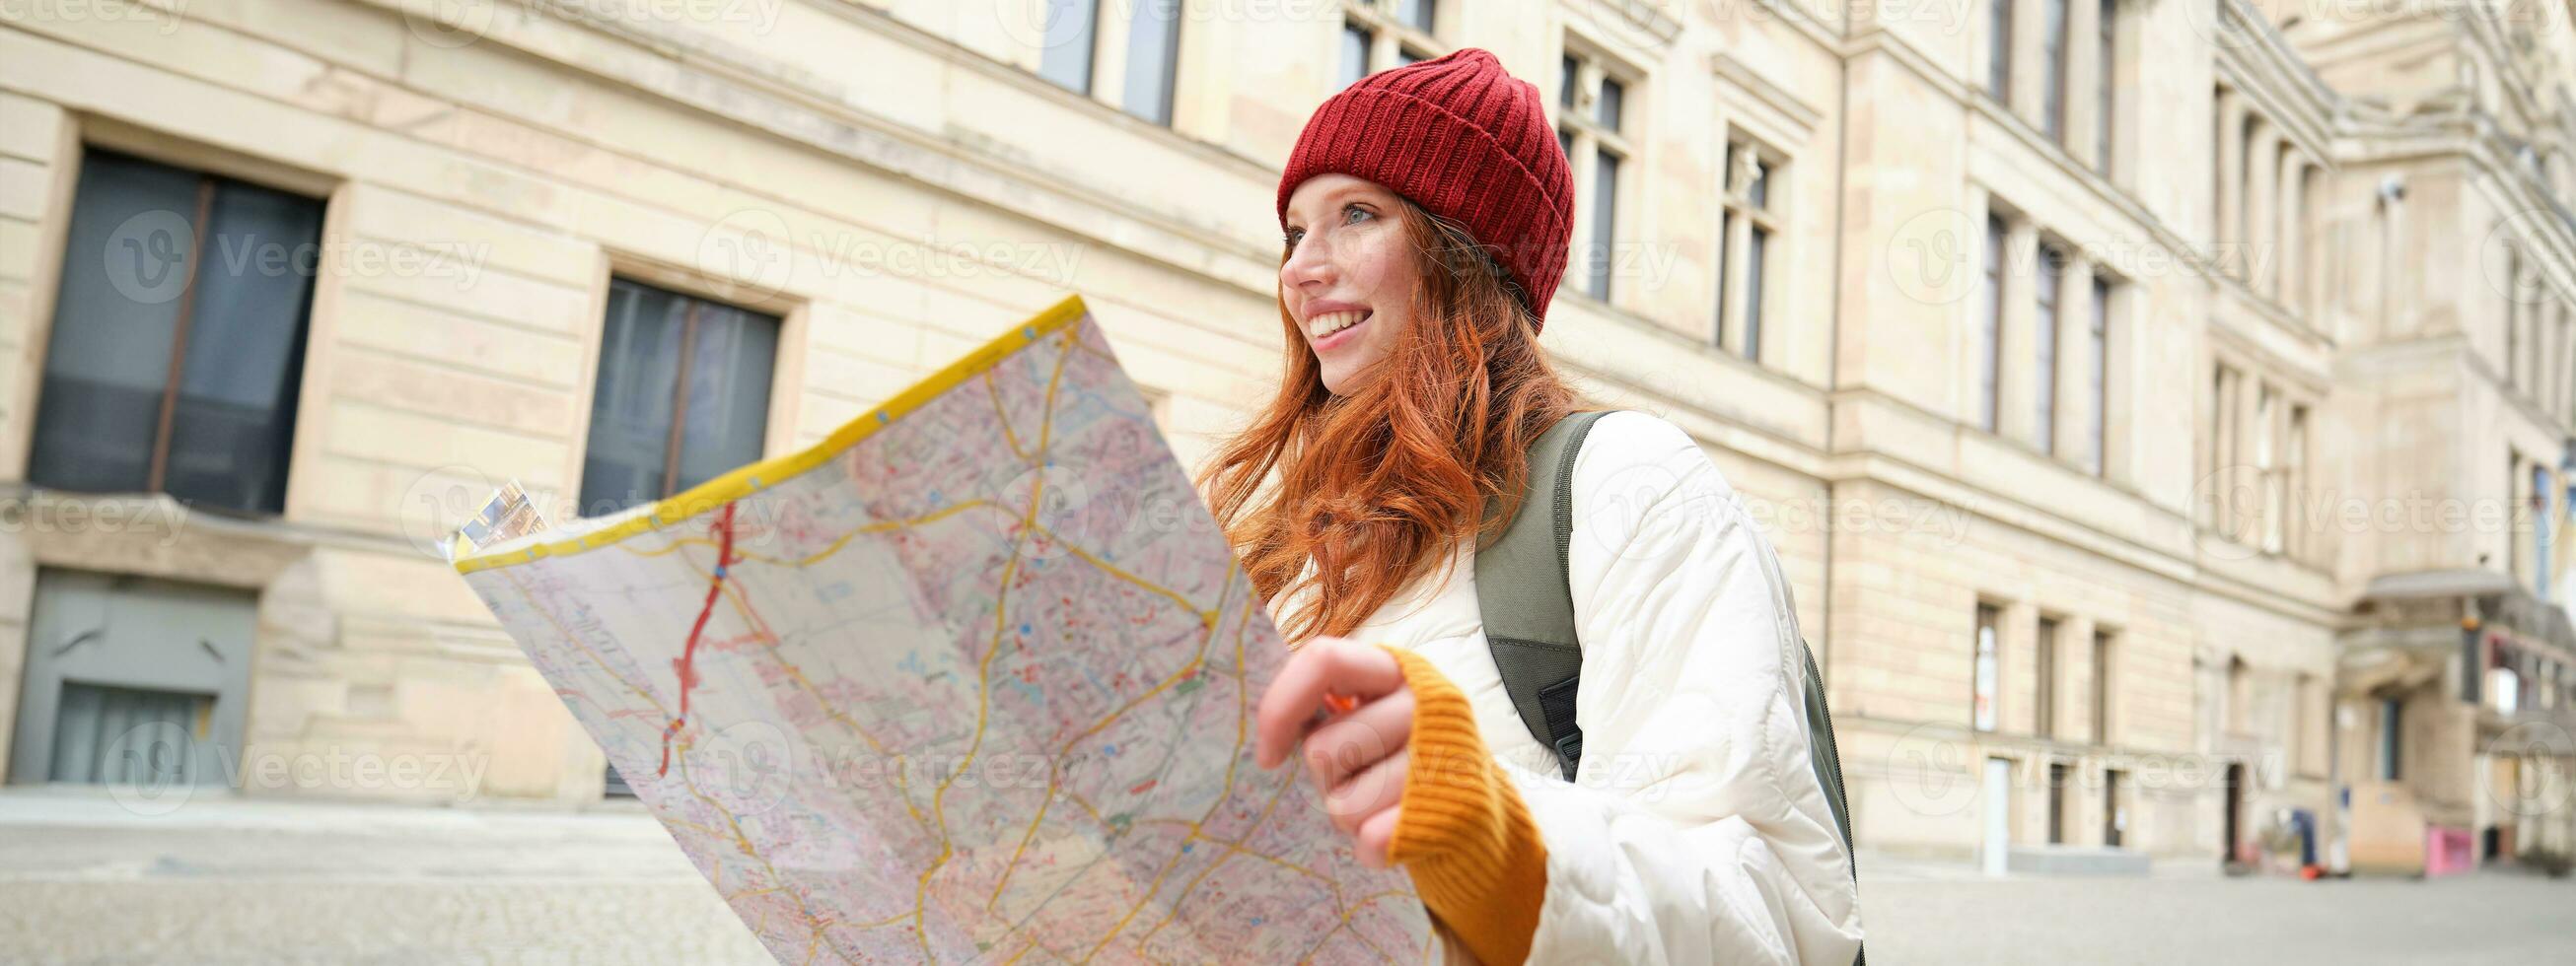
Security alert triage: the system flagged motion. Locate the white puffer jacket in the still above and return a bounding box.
[1314,411,1864,964]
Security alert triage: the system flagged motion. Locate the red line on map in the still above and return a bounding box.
[660,501,739,778]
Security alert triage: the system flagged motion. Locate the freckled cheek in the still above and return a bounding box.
[1344,234,1407,304]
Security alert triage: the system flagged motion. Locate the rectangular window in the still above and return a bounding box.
[2035,245,2063,453]
[1395,0,1436,33]
[1037,0,1101,94]
[2513,452,2529,584]
[2046,761,2069,844]
[1590,148,1619,299]
[1339,20,1372,89]
[2287,404,2309,558]
[2103,769,2124,847]
[2378,698,2402,781]
[1719,137,1781,362]
[1981,216,2007,432]
[1342,2,1440,82]
[30,150,323,516]
[2036,616,2059,739]
[2043,0,2070,141]
[2535,461,2553,595]
[2256,383,2280,553]
[2088,274,2111,474]
[1974,602,2002,731]
[2097,0,2116,172]
[578,279,780,515]
[1559,48,1633,304]
[2209,365,2239,528]
[1988,0,2014,100]
[1120,0,1183,126]
[2091,629,2113,743]
[1747,227,1769,358]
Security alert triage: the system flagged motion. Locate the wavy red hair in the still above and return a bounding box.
[1198,198,1580,644]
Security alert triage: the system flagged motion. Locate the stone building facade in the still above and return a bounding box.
[1,0,2571,873]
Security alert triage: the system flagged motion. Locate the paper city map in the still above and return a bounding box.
[452,296,1433,964]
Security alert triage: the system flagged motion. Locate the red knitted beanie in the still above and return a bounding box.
[1277,48,1575,329]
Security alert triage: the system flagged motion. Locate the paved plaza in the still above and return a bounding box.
[1,790,2569,964]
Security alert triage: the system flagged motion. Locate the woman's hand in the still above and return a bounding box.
[1253,637,1415,868]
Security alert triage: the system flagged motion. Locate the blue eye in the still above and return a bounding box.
[1344,204,1373,224]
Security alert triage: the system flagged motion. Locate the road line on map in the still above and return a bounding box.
[660,501,739,778]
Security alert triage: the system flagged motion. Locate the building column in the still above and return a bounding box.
[2000,221,2042,446]
[2245,127,2278,291]
[2057,257,2098,459]
[2214,90,2247,250]
[2066,0,2103,168]
[2275,151,2308,310]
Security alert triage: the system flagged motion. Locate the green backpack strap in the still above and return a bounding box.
[1478,410,1861,961]
[1474,410,1611,782]
[1474,411,1861,874]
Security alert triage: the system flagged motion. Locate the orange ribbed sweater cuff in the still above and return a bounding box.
[1380,645,1547,965]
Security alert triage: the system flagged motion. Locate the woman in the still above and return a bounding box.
[1202,49,1864,964]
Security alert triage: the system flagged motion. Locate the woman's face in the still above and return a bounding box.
[1280,173,1418,395]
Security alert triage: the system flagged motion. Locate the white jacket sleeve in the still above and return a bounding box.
[1509,411,1862,964]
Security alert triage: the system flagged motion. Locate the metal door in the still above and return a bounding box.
[9,570,255,788]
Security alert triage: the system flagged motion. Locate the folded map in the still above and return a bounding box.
[450,295,1433,964]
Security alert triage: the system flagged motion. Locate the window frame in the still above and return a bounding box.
[574,258,803,517]
[1717,133,1785,362]
[1973,601,2004,732]
[1987,0,2015,103]
[1558,37,1640,304]
[26,148,325,517]
[2035,241,2064,454]
[1340,0,1444,84]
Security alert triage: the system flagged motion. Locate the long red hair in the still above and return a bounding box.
[1198,198,1580,644]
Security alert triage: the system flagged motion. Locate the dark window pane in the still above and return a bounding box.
[33,151,320,516]
[1598,77,1624,130]
[674,304,778,493]
[1397,0,1435,34]
[2036,246,2062,452]
[1714,210,1730,343]
[1557,127,1574,168]
[2043,0,2069,141]
[1981,216,2007,432]
[2090,276,2111,474]
[165,179,322,515]
[1038,0,1100,94]
[1748,157,1770,209]
[1746,226,1768,362]
[580,280,778,514]
[1989,0,2013,99]
[1121,0,1182,126]
[2098,0,2116,171]
[580,281,688,514]
[1591,149,1619,300]
[1560,54,1578,109]
[1341,21,1371,88]
[30,153,197,495]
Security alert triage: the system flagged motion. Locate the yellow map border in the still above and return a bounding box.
[453,293,1092,575]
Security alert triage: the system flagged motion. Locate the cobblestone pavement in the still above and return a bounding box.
[5,789,2573,964]
[0,790,770,965]
[1859,854,2576,965]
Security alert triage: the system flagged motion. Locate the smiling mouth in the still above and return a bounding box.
[1309,309,1372,344]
